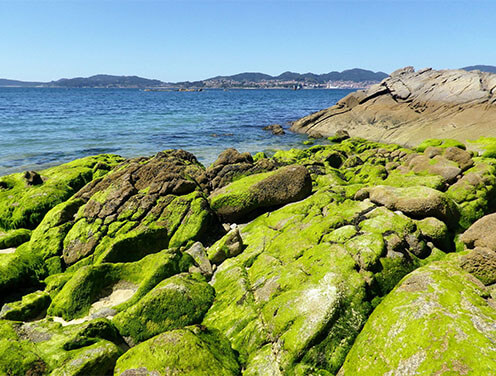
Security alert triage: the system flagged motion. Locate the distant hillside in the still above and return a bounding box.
[0,68,389,89]
[208,68,388,84]
[48,74,164,88]
[0,79,43,87]
[461,65,496,73]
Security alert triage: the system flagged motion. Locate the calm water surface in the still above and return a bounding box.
[0,88,353,175]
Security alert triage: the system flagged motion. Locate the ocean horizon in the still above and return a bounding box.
[0,87,354,175]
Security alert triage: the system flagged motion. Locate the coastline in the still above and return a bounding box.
[2,135,496,374]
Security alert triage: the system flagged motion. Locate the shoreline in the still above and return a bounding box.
[2,135,496,374]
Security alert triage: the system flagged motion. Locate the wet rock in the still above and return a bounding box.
[210,165,312,222]
[263,124,285,135]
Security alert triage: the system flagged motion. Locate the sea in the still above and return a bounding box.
[0,87,354,175]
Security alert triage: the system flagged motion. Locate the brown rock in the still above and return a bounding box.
[461,213,496,251]
[290,67,496,147]
[460,247,496,285]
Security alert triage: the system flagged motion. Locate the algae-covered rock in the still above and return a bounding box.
[204,147,279,191]
[368,185,459,227]
[0,243,46,301]
[0,228,31,249]
[48,249,188,321]
[30,150,221,268]
[338,259,496,375]
[204,191,434,374]
[113,273,214,343]
[0,154,123,230]
[208,227,244,264]
[210,164,312,222]
[0,318,123,375]
[0,290,50,320]
[114,325,240,376]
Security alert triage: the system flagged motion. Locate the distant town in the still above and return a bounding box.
[1,66,494,89]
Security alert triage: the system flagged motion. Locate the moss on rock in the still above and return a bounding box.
[339,259,496,375]
[113,273,214,343]
[0,154,123,231]
[114,325,240,376]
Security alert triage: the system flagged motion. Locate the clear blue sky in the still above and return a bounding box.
[0,0,494,82]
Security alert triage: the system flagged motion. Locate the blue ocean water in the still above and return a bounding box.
[0,88,353,175]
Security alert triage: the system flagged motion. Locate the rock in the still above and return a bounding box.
[338,260,496,375]
[368,185,459,227]
[205,148,279,191]
[210,165,312,222]
[186,242,214,277]
[263,124,285,135]
[28,150,220,267]
[415,217,450,250]
[0,290,50,321]
[328,129,350,142]
[461,213,496,251]
[23,170,43,186]
[48,249,187,321]
[0,228,31,249]
[211,147,253,168]
[460,247,496,285]
[204,191,434,374]
[407,154,461,184]
[0,318,123,375]
[112,273,214,343]
[0,154,123,230]
[113,326,240,376]
[207,227,244,264]
[443,146,474,171]
[0,243,47,302]
[291,67,496,147]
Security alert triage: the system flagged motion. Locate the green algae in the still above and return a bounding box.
[114,325,240,376]
[48,249,188,320]
[0,228,31,249]
[113,273,215,343]
[339,259,496,375]
[416,138,466,152]
[0,154,123,231]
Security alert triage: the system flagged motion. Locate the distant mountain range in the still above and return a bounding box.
[205,68,389,84]
[461,65,496,74]
[0,66,494,89]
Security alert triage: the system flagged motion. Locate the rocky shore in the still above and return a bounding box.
[1,137,496,375]
[291,67,496,148]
